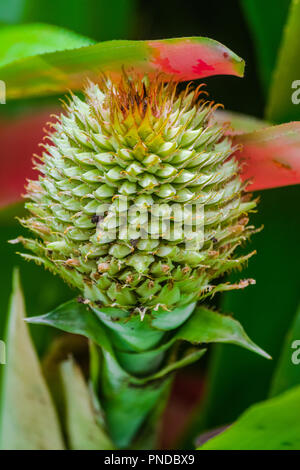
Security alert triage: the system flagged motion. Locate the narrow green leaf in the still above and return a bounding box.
[199,385,300,450]
[59,358,114,450]
[266,0,300,122]
[0,23,95,68]
[146,349,206,381]
[20,0,136,42]
[89,340,101,393]
[0,30,245,99]
[26,299,114,354]
[240,0,291,93]
[175,306,271,359]
[270,303,300,397]
[0,269,65,450]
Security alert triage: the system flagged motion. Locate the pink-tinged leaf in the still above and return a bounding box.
[147,37,244,81]
[234,122,300,191]
[1,35,244,100]
[0,109,58,208]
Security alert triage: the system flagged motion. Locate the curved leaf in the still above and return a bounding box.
[270,303,300,397]
[0,269,65,450]
[59,358,114,450]
[266,0,300,122]
[199,385,300,450]
[1,33,244,99]
[234,122,300,191]
[91,306,165,352]
[151,302,196,330]
[175,306,271,359]
[0,23,95,68]
[240,0,291,94]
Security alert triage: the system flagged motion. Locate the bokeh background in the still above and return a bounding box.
[0,0,299,448]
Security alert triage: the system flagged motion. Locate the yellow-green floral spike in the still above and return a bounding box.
[18,74,257,313]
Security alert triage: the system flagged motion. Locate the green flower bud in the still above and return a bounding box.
[19,75,257,312]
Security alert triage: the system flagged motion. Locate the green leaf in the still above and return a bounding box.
[26,299,119,366]
[103,377,169,448]
[266,0,300,122]
[0,23,95,67]
[59,358,114,450]
[91,306,165,352]
[175,306,271,359]
[240,0,291,94]
[0,0,27,23]
[199,385,300,450]
[20,0,137,43]
[0,269,65,450]
[116,343,170,376]
[270,303,300,397]
[151,302,196,330]
[0,29,245,99]
[26,300,207,382]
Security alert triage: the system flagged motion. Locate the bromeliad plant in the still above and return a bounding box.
[1,30,300,450]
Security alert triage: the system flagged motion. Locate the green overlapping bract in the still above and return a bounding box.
[27,299,269,447]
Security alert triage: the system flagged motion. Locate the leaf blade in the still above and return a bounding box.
[240,0,291,94]
[1,33,244,99]
[199,385,300,450]
[175,306,271,359]
[270,303,300,397]
[0,269,65,450]
[0,23,95,68]
[59,358,114,450]
[266,0,300,122]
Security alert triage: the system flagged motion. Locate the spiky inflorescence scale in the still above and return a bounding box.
[18,75,257,313]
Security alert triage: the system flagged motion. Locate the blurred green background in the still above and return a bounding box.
[0,0,299,446]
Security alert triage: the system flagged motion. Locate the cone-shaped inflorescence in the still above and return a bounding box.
[18,75,257,313]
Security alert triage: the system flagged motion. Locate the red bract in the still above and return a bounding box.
[0,109,58,208]
[148,38,244,80]
[214,111,300,191]
[234,122,300,191]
